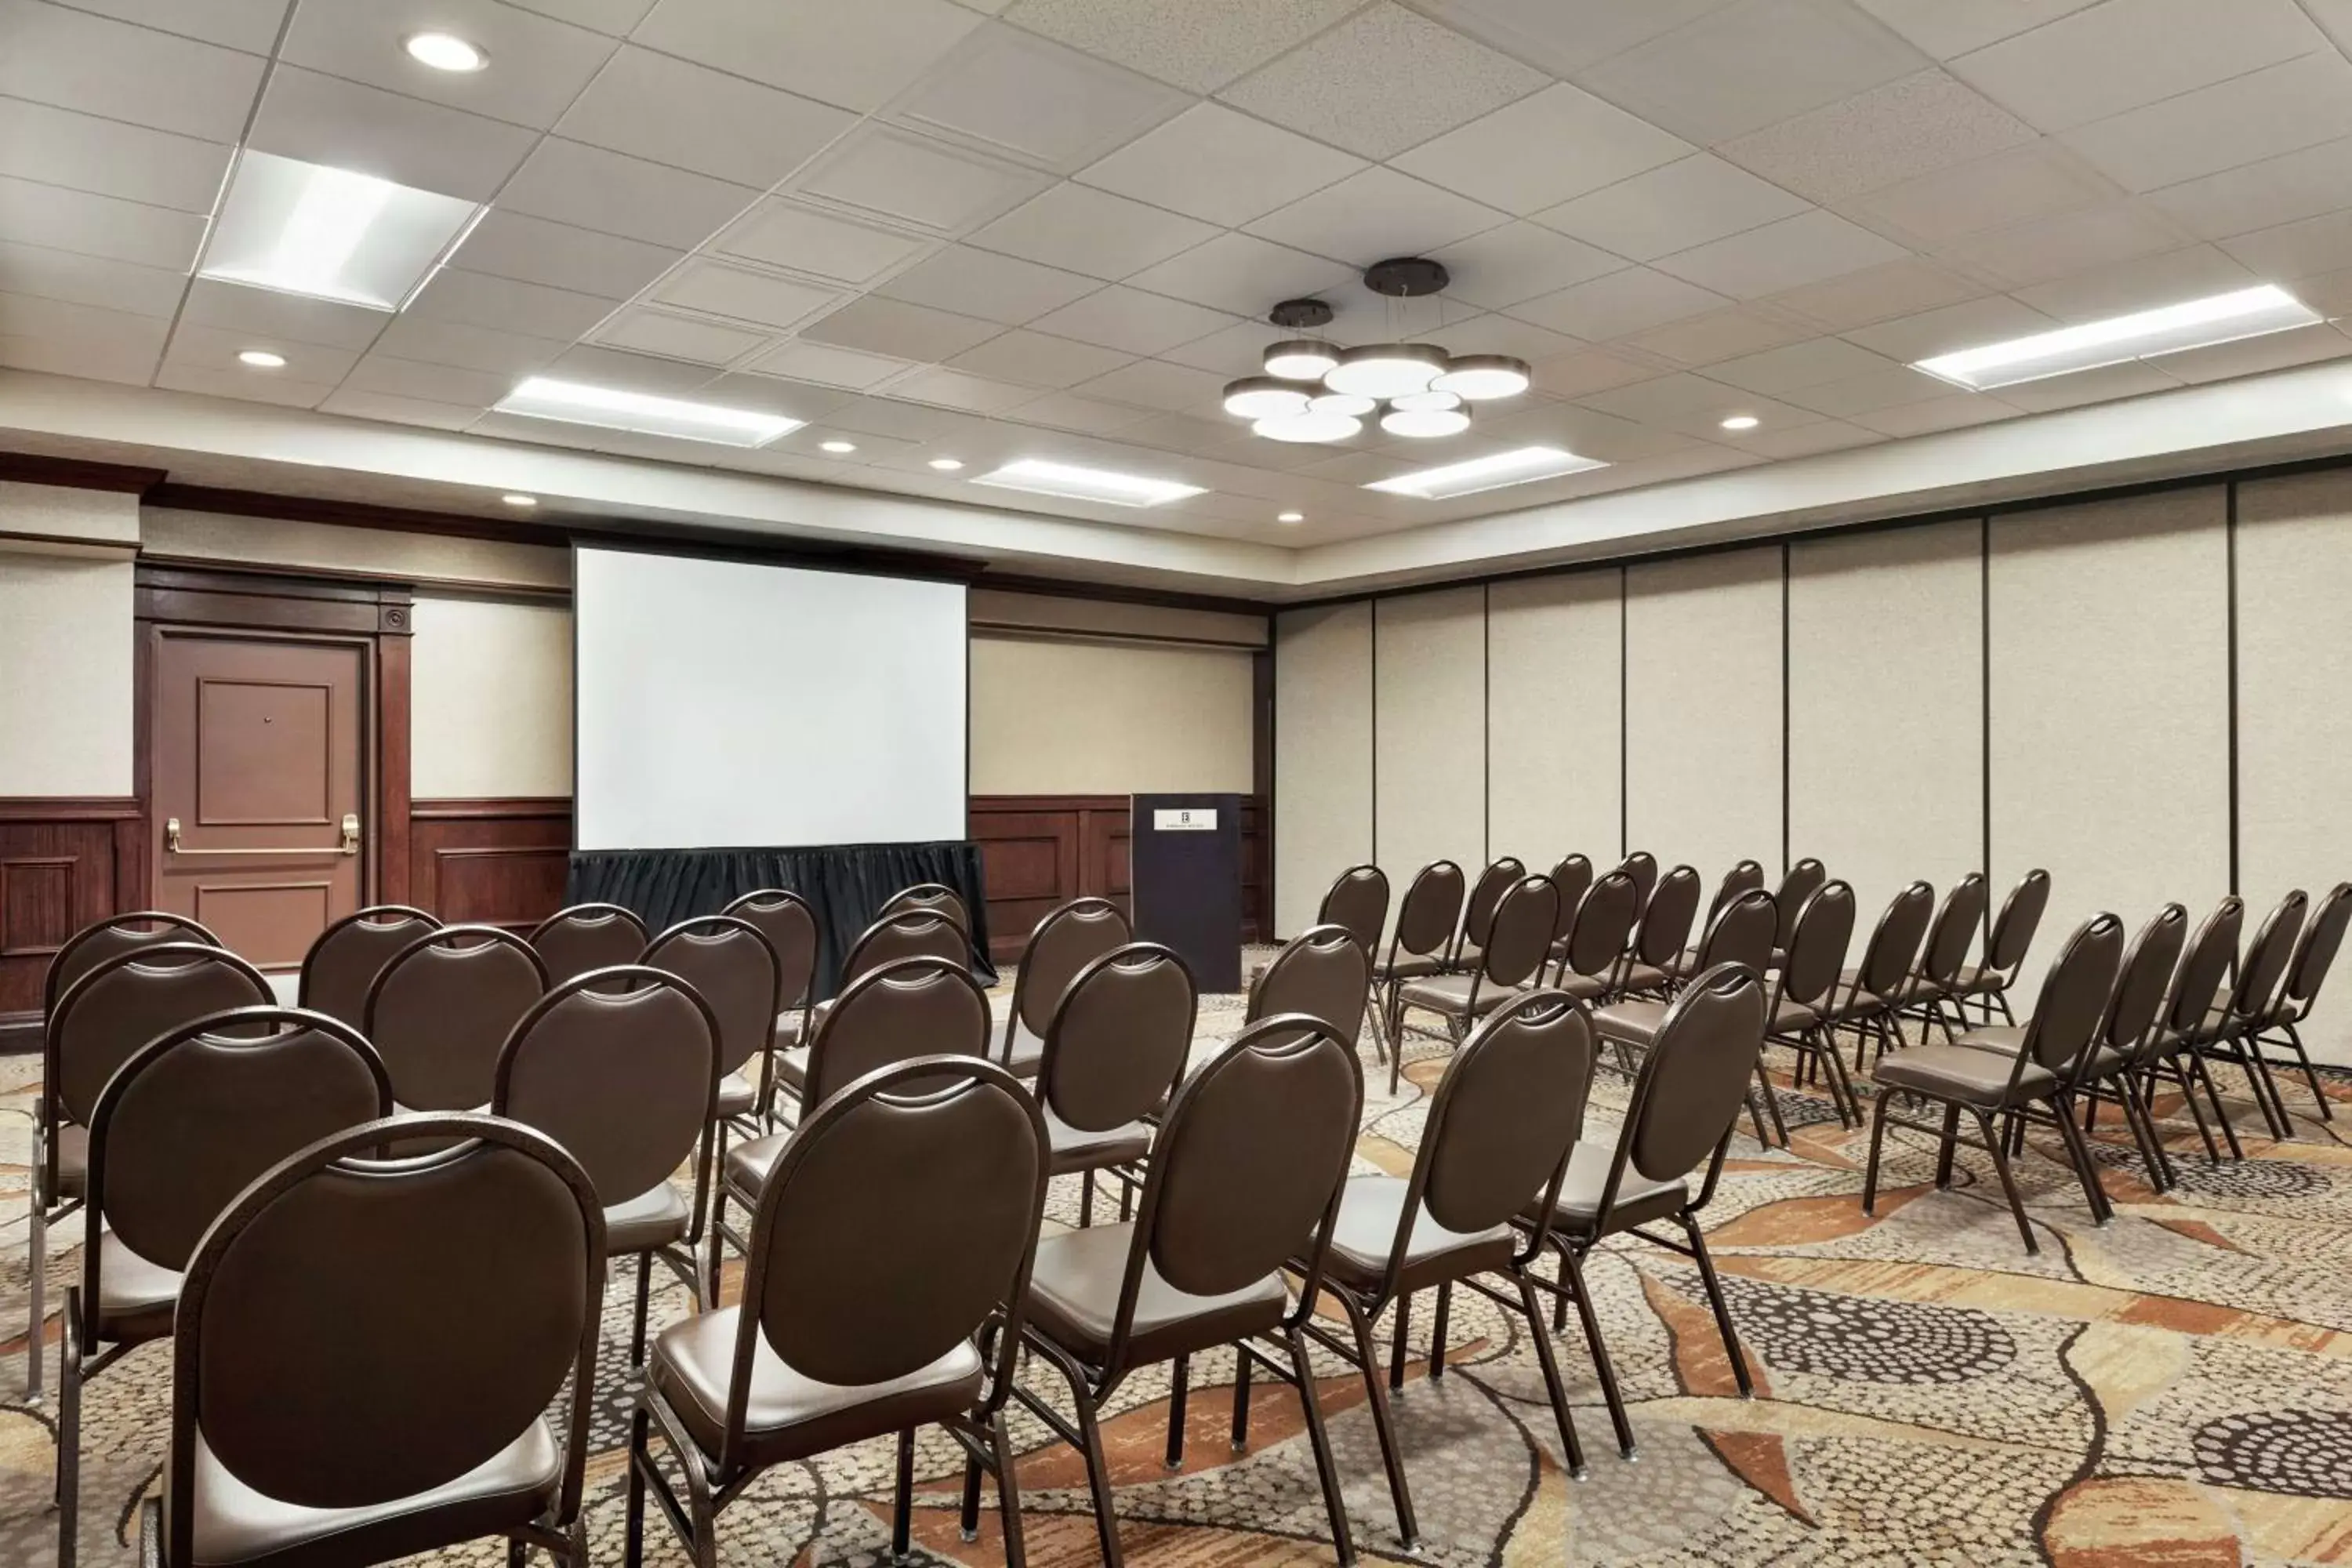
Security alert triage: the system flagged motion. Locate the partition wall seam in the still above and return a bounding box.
[1481,583,1490,866]
[2227,481,2241,895]
[1980,515,1992,894]
[1780,543,1791,877]
[1617,566,1629,861]
[1368,601,1379,874]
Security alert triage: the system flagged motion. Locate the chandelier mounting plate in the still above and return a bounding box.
[1364,256,1450,298]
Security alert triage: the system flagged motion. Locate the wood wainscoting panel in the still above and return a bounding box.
[409,798,572,931]
[0,797,143,1050]
[970,794,1265,964]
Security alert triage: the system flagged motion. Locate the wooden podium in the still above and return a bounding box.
[1129,793,1243,993]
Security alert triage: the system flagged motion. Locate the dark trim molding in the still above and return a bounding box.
[0,795,145,1054]
[976,570,1274,620]
[411,797,575,820]
[0,452,167,492]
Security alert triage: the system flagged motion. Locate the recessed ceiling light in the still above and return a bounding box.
[1365,445,1608,500]
[1389,389,1462,412]
[1265,339,1340,381]
[928,457,965,471]
[1310,392,1376,418]
[493,378,800,448]
[1431,354,1531,401]
[1324,343,1447,400]
[405,32,487,72]
[1277,511,1305,523]
[819,439,858,453]
[1222,376,1312,419]
[236,349,285,368]
[973,459,1205,508]
[1254,411,1363,444]
[198,151,479,310]
[501,493,537,507]
[1915,284,2321,390]
[1720,414,1760,431]
[1381,406,1472,438]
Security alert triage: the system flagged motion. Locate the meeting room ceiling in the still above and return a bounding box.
[11,0,2352,550]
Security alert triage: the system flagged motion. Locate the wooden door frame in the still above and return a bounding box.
[132,564,414,912]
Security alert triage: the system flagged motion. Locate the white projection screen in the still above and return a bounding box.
[573,546,968,851]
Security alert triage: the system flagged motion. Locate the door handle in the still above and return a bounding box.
[166,814,362,856]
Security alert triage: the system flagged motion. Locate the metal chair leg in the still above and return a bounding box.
[2049,1094,2114,1225]
[1514,1270,1588,1479]
[1860,1091,1893,1212]
[1338,1293,1418,1552]
[1933,1102,1962,1189]
[1229,1343,1253,1450]
[1389,1291,1412,1390]
[1429,1280,1451,1381]
[1165,1354,1188,1470]
[892,1427,915,1560]
[1682,1214,1753,1398]
[2187,1049,2246,1160]
[56,1288,79,1568]
[1971,1108,2038,1254]
[26,1181,45,1400]
[1283,1327,1356,1566]
[993,1410,1030,1568]
[1563,1246,1636,1459]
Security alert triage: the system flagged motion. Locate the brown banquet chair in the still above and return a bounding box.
[1771,858,1827,963]
[2186,888,2307,1141]
[298,905,438,1028]
[722,888,821,1057]
[2067,903,2190,1193]
[999,896,1131,1076]
[880,880,970,931]
[1315,865,1391,1057]
[1248,922,1374,1051]
[2250,880,2352,1122]
[1617,862,1702,996]
[1549,866,1640,1001]
[1823,880,1936,1075]
[641,914,782,1157]
[2141,896,2250,1163]
[1374,859,1465,1053]
[141,1115,604,1568]
[1596,888,1777,1135]
[364,924,548,1112]
[41,910,219,1025]
[1761,881,1861,1134]
[1392,876,1560,1080]
[1954,868,2052,1024]
[1896,874,1990,1042]
[530,902,650,988]
[1034,942,1196,1228]
[1448,855,1526,973]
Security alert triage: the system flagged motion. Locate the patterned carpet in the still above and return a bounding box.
[3,975,2350,1566]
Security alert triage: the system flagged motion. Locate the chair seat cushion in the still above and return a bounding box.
[1530,1142,1686,1237]
[1003,1021,1044,1077]
[650,1307,982,1468]
[1768,996,1820,1033]
[1951,964,2009,996]
[1592,998,1668,1047]
[1396,973,1523,1017]
[1554,971,1612,1001]
[1618,962,1674,995]
[604,1182,690,1256]
[51,1123,88,1203]
[1824,969,1906,1019]
[1319,1175,1512,1297]
[724,1131,788,1200]
[1948,1025,2026,1057]
[1026,1222,1286,1368]
[774,1045,809,1095]
[95,1227,181,1344]
[1045,1109,1151,1174]
[1375,955,1443,982]
[1874,1042,2056,1109]
[178,1417,559,1568]
[716,1070,757,1118]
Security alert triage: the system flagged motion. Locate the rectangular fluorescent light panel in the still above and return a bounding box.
[1364,445,1608,500]
[198,151,480,310]
[972,459,1205,507]
[494,379,803,448]
[1915,285,2321,391]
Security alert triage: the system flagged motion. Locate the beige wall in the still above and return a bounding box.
[142,507,568,590]
[967,633,1254,796]
[409,593,575,799]
[1374,587,1486,924]
[1275,602,1373,940]
[1488,570,1622,873]
[0,549,134,794]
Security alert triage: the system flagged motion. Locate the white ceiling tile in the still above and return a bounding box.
[2218,209,2352,282]
[1853,0,2101,60]
[1717,69,2036,204]
[1781,362,1962,416]
[1944,201,2191,287]
[454,209,681,299]
[1508,267,1733,339]
[1653,210,1908,298]
[712,201,934,287]
[1705,336,1899,394]
[893,22,1190,173]
[1406,311,1582,362]
[0,290,176,355]
[2060,53,2352,195]
[1947,0,2328,132]
[945,328,1134,387]
[1244,167,1508,267]
[0,97,230,215]
[1388,83,1693,218]
[278,0,618,129]
[633,0,985,112]
[792,125,1054,237]
[1122,231,1355,315]
[590,306,767,365]
[371,314,571,378]
[505,0,659,37]
[1075,102,1366,228]
[1851,391,2018,434]
[996,0,1359,94]
[0,328,162,386]
[163,321,362,383]
[2009,245,2259,322]
[315,389,483,430]
[1419,0,1737,76]
[0,238,184,318]
[1002,389,1157,434]
[800,294,1004,359]
[498,138,760,248]
[650,258,843,331]
[1072,357,1227,412]
[1844,143,2117,245]
[968,183,1217,281]
[543,343,727,397]
[1617,307,1805,368]
[176,278,389,350]
[1534,154,1811,263]
[1764,257,1984,328]
[155,363,335,408]
[0,174,209,270]
[1991,359,2179,412]
[0,0,265,141]
[405,267,622,339]
[554,45,855,188]
[762,423,920,466]
[1430,223,1624,310]
[822,397,984,442]
[1578,370,1766,423]
[56,0,292,53]
[2146,136,2352,242]
[1573,0,1928,144]
[342,354,513,405]
[2158,320,2352,383]
[1732,417,1883,457]
[246,66,537,203]
[1025,285,1238,355]
[1474,398,1707,461]
[695,371,858,423]
[877,245,1101,324]
[1116,410,1250,455]
[1217,2,1548,161]
[1151,318,1291,375]
[890,365,1054,412]
[746,339,916,389]
[1842,294,2059,361]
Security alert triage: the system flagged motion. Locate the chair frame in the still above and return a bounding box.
[719,889,821,1074]
[2191,889,2309,1142]
[1962,869,2053,1025]
[1034,942,1197,1231]
[363,924,551,1111]
[2248,880,2352,1124]
[528,902,651,985]
[1446,856,1526,973]
[1389,877,1560,1078]
[1759,881,1861,1134]
[1316,864,1392,1062]
[2139,896,2250,1166]
[1375,861,1466,1053]
[999,895,1131,1072]
[296,905,437,1018]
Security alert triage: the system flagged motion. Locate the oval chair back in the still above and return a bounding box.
[157,1116,602,1568]
[529,903,648,989]
[299,906,438,1028]
[1620,852,1659,915]
[2162,897,2245,1038]
[45,912,219,1022]
[1615,964,1768,1201]
[1040,944,1197,1138]
[1772,858,1826,951]
[1698,889,1778,976]
[495,967,721,1221]
[1852,881,1936,1003]
[1780,882,1857,1011]
[1548,855,1595,948]
[1479,877,1562,990]
[1388,861,1465,966]
[365,927,548,1111]
[722,890,820,1018]
[1556,869,1639,984]
[1987,868,2053,975]
[803,956,992,1110]
[2225,890,2309,1029]
[1632,865,1702,969]
[880,883,969,931]
[1247,924,1371,1044]
[641,916,779,1082]
[2105,905,2188,1070]
[49,943,272,1129]
[841,909,968,989]
[1708,860,1766,924]
[1918,875,1987,992]
[1007,897,1131,1060]
[1459,857,1526,959]
[2281,880,2352,1022]
[1316,865,1390,956]
[2020,915,2126,1078]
